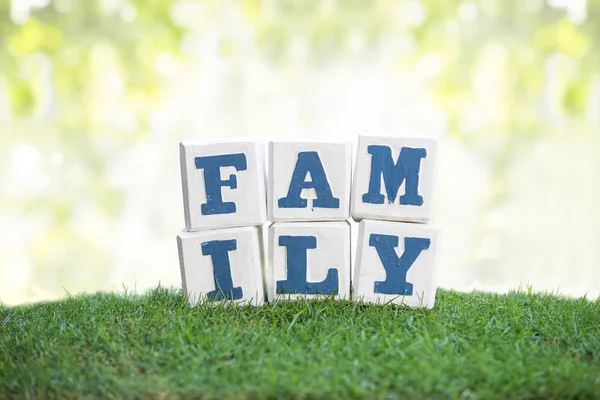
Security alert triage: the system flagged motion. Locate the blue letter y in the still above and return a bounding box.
[369,234,430,296]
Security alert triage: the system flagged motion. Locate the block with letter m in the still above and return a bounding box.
[351,135,438,224]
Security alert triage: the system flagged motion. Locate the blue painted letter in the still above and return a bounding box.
[276,235,339,295]
[201,239,243,301]
[362,145,426,206]
[195,153,247,215]
[278,151,340,209]
[369,234,430,295]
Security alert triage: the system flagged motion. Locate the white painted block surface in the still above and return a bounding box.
[180,140,267,231]
[177,226,265,306]
[268,141,352,222]
[268,221,351,301]
[351,135,438,224]
[353,219,441,308]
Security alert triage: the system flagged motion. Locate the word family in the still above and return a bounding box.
[177,136,440,309]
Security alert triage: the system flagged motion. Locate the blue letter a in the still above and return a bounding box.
[362,145,426,206]
[369,234,430,296]
[276,236,339,295]
[278,151,340,209]
[201,239,243,301]
[195,153,247,215]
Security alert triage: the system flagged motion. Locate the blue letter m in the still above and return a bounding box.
[362,145,426,206]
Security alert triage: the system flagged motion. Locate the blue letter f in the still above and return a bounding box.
[195,153,247,215]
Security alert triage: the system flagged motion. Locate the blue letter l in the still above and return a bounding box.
[276,235,339,295]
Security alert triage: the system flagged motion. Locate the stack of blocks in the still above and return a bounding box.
[177,135,440,309]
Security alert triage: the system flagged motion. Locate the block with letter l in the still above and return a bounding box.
[267,221,351,301]
[351,135,438,224]
[353,219,441,309]
[180,140,267,231]
[177,226,265,306]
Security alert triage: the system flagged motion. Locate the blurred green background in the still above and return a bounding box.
[1,0,599,305]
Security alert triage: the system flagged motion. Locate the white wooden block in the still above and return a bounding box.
[268,141,352,222]
[353,219,441,309]
[180,140,267,232]
[351,135,438,224]
[177,226,265,306]
[268,221,351,301]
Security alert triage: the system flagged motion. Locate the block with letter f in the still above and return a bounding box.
[180,140,267,232]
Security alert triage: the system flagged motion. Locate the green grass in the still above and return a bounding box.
[1,288,599,399]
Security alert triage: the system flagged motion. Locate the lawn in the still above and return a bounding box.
[1,287,599,399]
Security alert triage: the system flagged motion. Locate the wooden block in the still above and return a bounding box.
[351,135,438,224]
[268,141,352,222]
[268,221,351,301]
[353,219,440,308]
[180,140,267,232]
[177,226,265,306]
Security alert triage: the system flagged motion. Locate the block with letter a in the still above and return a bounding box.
[177,226,265,306]
[351,135,438,224]
[268,141,352,222]
[180,140,267,231]
[353,219,441,309]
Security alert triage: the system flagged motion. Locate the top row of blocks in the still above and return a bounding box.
[180,136,437,231]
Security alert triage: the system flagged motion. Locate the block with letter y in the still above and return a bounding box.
[180,140,267,231]
[351,135,437,224]
[177,226,265,306]
[353,220,441,308]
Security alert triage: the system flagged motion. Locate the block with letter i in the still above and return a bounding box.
[267,222,351,301]
[177,226,265,306]
[353,220,440,309]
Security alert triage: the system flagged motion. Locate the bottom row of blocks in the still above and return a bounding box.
[177,220,440,309]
